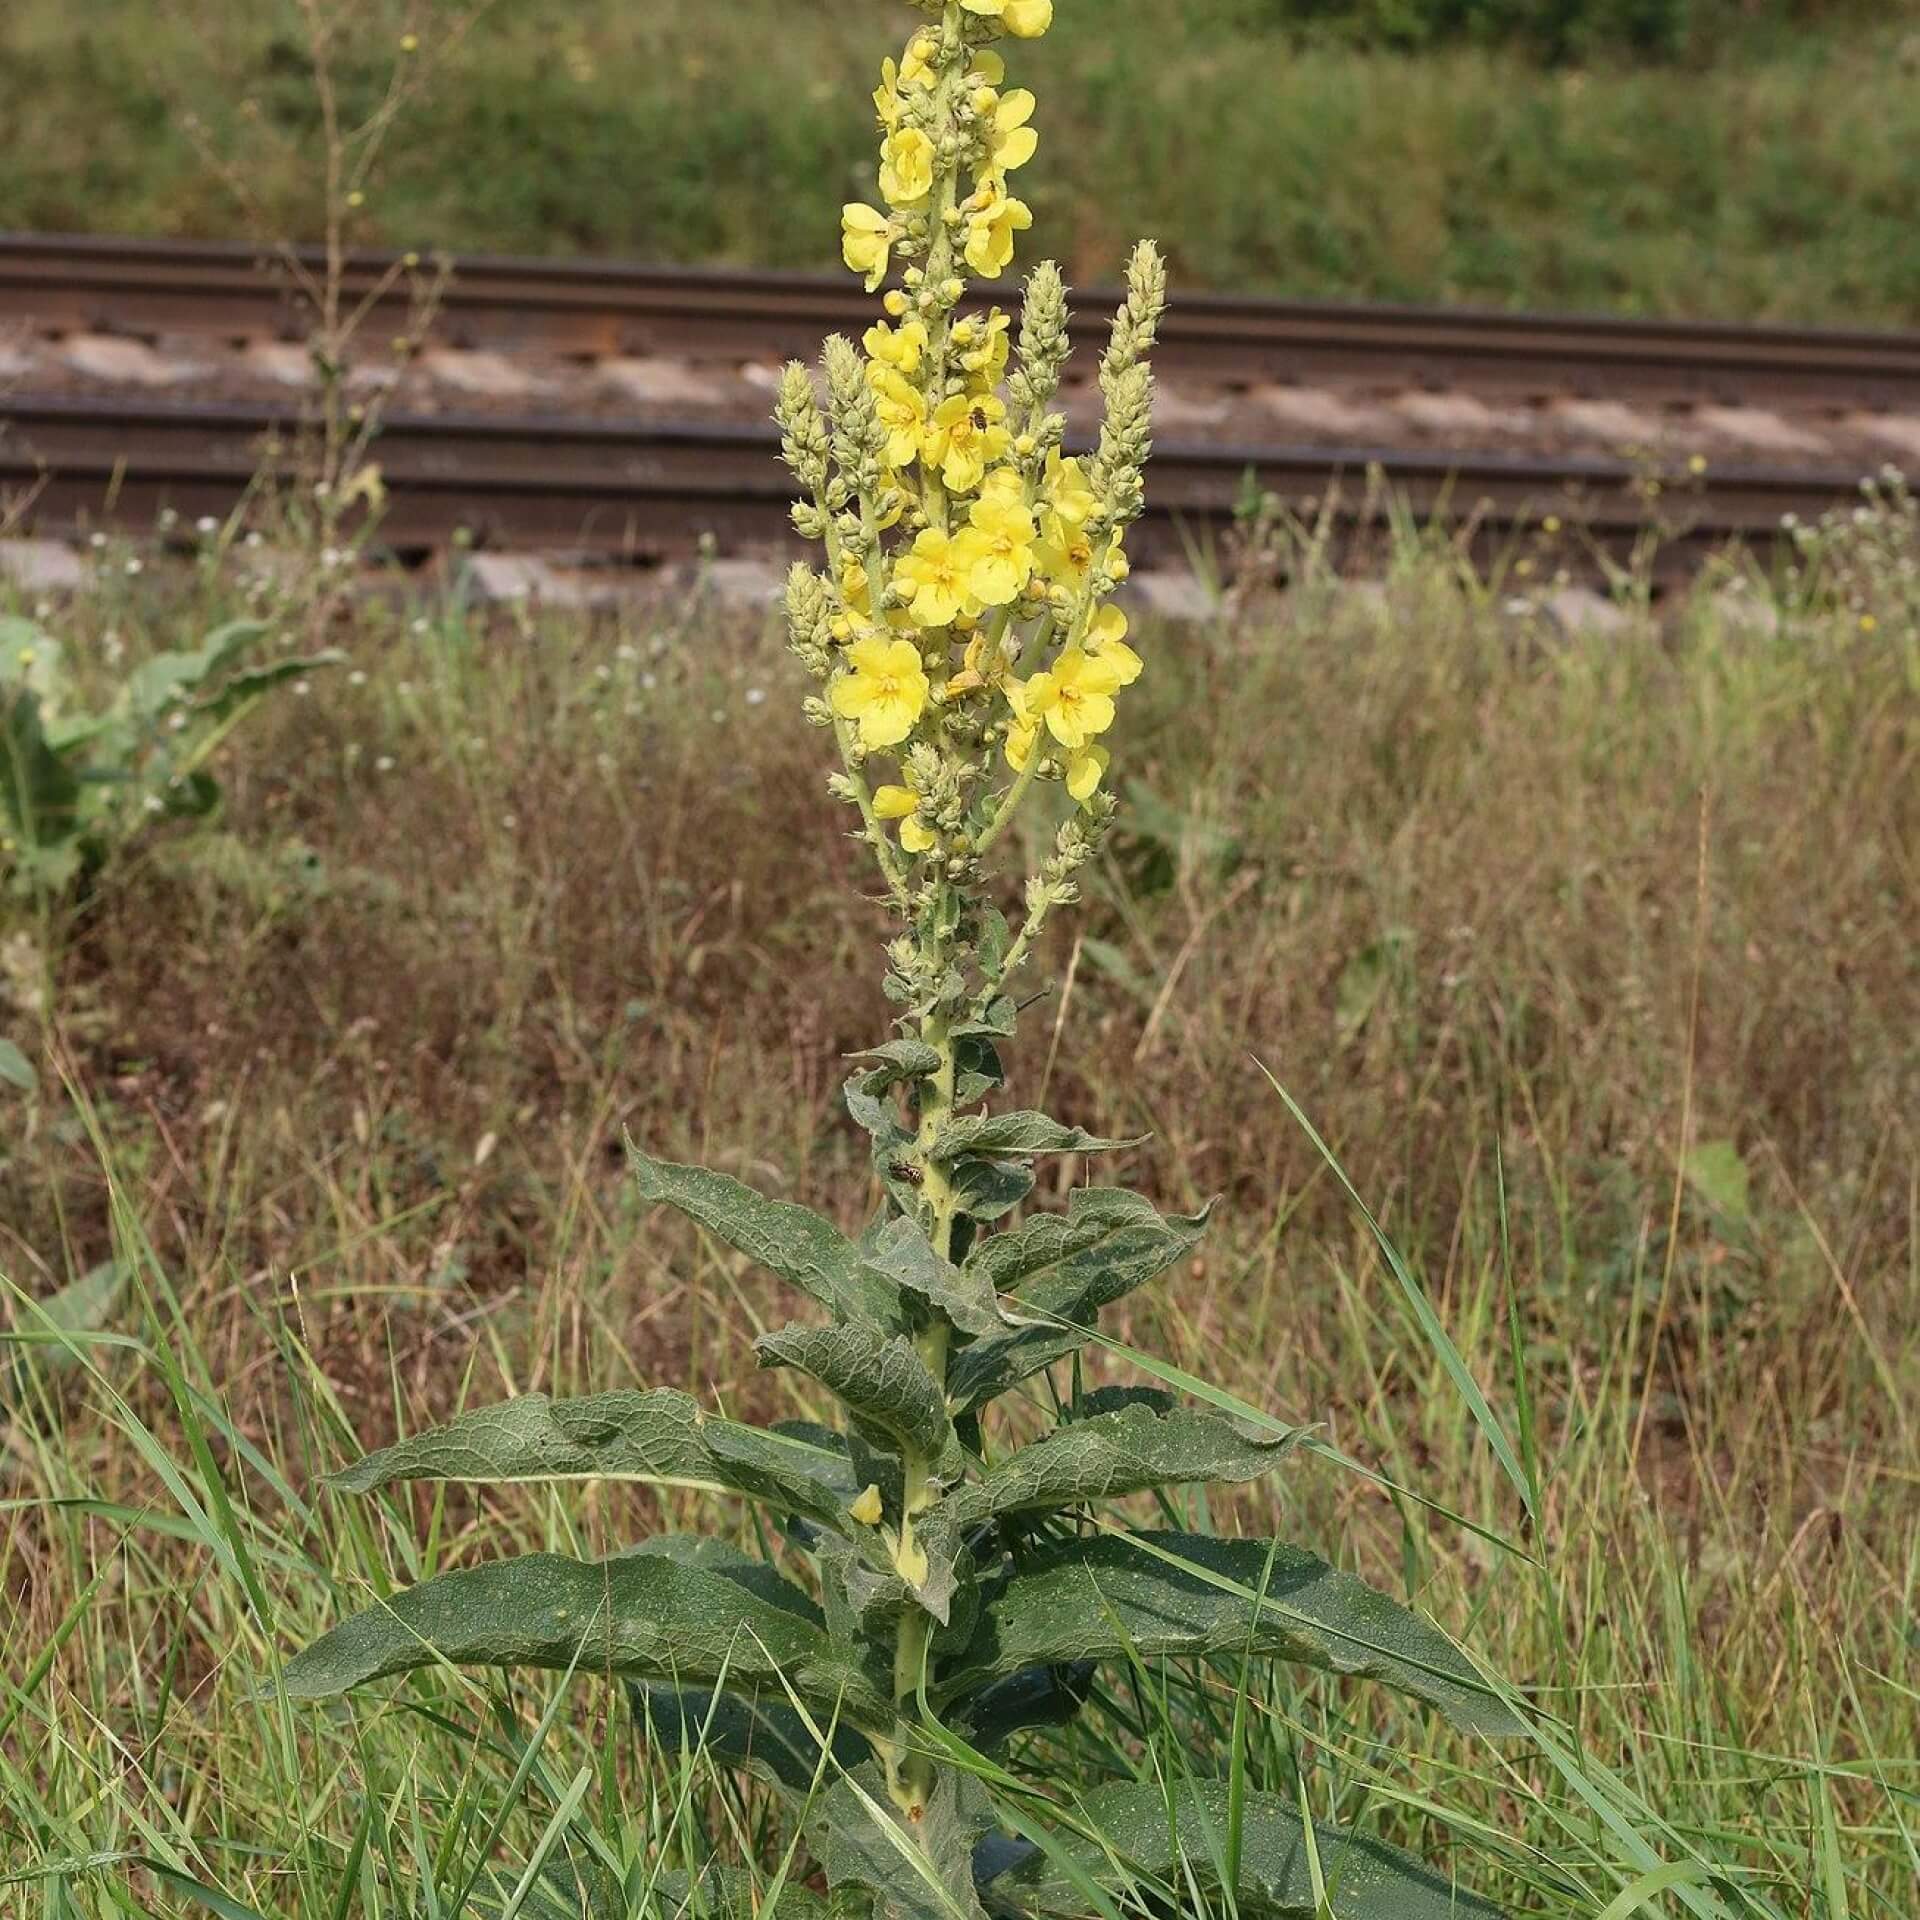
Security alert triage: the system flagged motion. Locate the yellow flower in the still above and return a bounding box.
[842,204,893,291]
[1043,450,1098,534]
[956,308,1012,389]
[1024,648,1122,750]
[924,393,1012,495]
[965,476,1038,607]
[896,527,985,628]
[874,782,938,855]
[865,317,929,376]
[1083,605,1143,686]
[964,185,1033,279]
[869,366,928,468]
[962,0,1055,38]
[880,127,936,208]
[1066,745,1110,806]
[985,89,1039,175]
[841,559,872,616]
[831,636,931,749]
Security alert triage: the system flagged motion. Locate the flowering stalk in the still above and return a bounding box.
[780,3,1167,1819]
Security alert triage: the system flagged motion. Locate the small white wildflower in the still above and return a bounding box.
[245,530,265,549]
[375,755,395,773]
[293,679,311,697]
[502,812,519,830]
[196,516,219,536]
[410,618,429,636]
[158,508,178,531]
[596,664,613,683]
[125,557,144,576]
[348,669,368,687]
[745,687,768,707]
[32,600,51,621]
[168,712,188,733]
[641,672,658,690]
[144,795,165,814]
[89,532,109,550]
[615,643,639,664]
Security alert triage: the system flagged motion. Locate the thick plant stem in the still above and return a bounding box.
[886,1003,961,1821]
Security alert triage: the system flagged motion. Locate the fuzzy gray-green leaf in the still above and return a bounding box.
[971,1400,1305,1517]
[811,1771,993,1920]
[864,1216,1016,1339]
[628,1142,902,1329]
[630,1681,870,1796]
[983,1779,1505,1919]
[756,1323,954,1468]
[940,1530,1521,1738]
[330,1390,714,1494]
[937,1112,1142,1160]
[328,1390,865,1534]
[949,1190,1212,1412]
[281,1538,889,1727]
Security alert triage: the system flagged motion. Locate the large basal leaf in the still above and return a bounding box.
[756,1324,955,1473]
[330,1389,865,1536]
[983,1778,1505,1920]
[810,1771,994,1920]
[629,1142,902,1329]
[950,1660,1098,1754]
[936,1113,1142,1161]
[939,1531,1522,1739]
[630,1680,870,1797]
[122,620,271,718]
[280,1536,889,1728]
[966,1398,1305,1519]
[865,1216,1017,1340]
[948,1191,1213,1413]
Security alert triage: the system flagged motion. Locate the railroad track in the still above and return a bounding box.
[1,232,1909,565]
[0,396,1857,564]
[6,231,1920,407]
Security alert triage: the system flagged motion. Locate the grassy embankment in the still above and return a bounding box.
[1,503,1915,1911]
[0,0,1917,325]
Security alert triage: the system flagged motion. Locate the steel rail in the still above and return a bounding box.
[0,395,1855,563]
[4,231,1919,407]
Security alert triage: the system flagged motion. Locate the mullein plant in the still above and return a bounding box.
[283,4,1520,1915]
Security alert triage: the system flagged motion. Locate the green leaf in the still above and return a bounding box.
[948,1157,1036,1225]
[2,688,81,851]
[864,1217,1014,1340]
[123,620,270,717]
[630,1680,870,1796]
[963,1400,1305,1520]
[984,1779,1504,1919]
[1682,1139,1752,1228]
[949,1192,1212,1413]
[937,1113,1143,1160]
[629,1141,901,1329]
[200,651,345,723]
[811,1771,993,1920]
[0,1037,36,1093]
[757,1324,955,1473]
[6,1261,129,1383]
[940,1530,1522,1739]
[280,1537,889,1727]
[330,1390,716,1494]
[950,1661,1097,1753]
[328,1390,864,1534]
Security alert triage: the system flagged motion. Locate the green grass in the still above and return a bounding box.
[1,494,1916,1913]
[2,0,1919,325]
